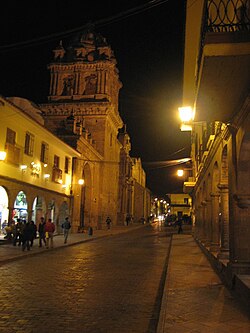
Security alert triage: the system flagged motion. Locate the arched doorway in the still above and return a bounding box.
[32,196,46,226]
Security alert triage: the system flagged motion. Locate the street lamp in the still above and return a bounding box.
[177,169,184,177]
[178,106,195,131]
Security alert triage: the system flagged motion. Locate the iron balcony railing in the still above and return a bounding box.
[207,0,250,32]
[196,0,250,84]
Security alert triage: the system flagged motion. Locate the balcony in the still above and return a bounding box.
[195,0,250,122]
[5,143,20,165]
[183,177,196,194]
[52,167,63,183]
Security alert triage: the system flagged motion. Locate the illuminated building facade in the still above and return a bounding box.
[0,28,151,232]
[39,28,151,228]
[182,0,250,303]
[0,96,80,232]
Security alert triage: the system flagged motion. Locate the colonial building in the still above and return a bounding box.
[182,0,250,304]
[39,28,151,229]
[0,96,80,231]
[167,193,192,220]
[132,158,151,222]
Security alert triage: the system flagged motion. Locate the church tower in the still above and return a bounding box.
[40,26,123,156]
[40,27,124,226]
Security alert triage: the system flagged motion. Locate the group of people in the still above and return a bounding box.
[4,216,71,250]
[12,219,37,251]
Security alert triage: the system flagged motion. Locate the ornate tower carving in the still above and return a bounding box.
[47,28,122,111]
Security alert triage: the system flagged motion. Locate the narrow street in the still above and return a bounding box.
[0,225,171,333]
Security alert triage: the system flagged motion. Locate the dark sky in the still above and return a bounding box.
[0,0,190,196]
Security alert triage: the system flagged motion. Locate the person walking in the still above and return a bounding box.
[22,221,33,251]
[44,218,55,249]
[125,214,130,226]
[13,219,24,246]
[177,218,183,234]
[30,221,37,247]
[106,216,111,230]
[38,217,46,247]
[62,217,71,244]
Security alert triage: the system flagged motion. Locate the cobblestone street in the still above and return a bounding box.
[0,225,170,333]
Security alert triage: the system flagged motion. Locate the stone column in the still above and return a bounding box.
[205,199,212,247]
[52,72,58,96]
[210,192,220,252]
[217,184,229,258]
[229,194,250,274]
[200,200,207,242]
[195,204,202,240]
[74,72,80,95]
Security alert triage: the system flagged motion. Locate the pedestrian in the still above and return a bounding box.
[38,217,46,247]
[88,225,93,236]
[106,216,111,229]
[62,217,71,244]
[22,221,33,251]
[177,218,183,234]
[44,218,55,249]
[13,219,24,246]
[125,214,130,226]
[30,220,37,247]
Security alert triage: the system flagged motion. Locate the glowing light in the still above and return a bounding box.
[0,151,6,161]
[178,106,195,122]
[20,165,27,171]
[78,179,85,185]
[177,169,184,177]
[44,174,50,179]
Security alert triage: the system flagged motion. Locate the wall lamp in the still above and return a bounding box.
[20,164,28,172]
[0,151,6,161]
[78,179,85,185]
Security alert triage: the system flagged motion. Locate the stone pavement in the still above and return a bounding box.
[0,224,143,265]
[1,225,249,332]
[157,234,250,333]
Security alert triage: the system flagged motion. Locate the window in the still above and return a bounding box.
[54,155,60,168]
[24,132,34,156]
[6,128,16,145]
[64,156,70,174]
[5,128,20,165]
[52,155,62,183]
[40,142,49,163]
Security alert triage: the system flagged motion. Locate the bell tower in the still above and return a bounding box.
[47,28,122,112]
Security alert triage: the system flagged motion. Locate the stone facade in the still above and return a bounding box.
[39,28,151,229]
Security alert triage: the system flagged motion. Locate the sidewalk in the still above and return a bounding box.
[157,234,250,333]
[0,224,143,265]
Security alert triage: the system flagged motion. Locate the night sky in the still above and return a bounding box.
[0,0,190,196]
